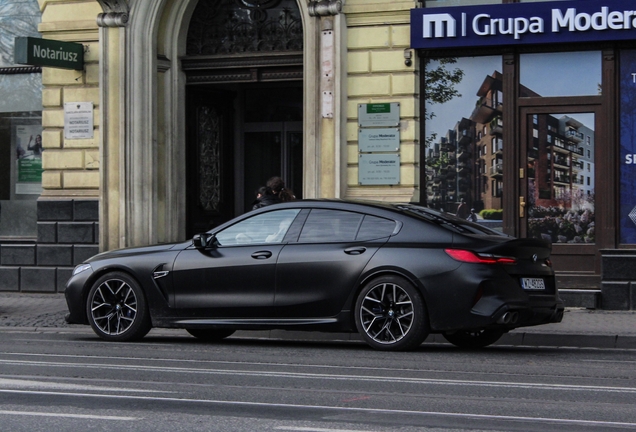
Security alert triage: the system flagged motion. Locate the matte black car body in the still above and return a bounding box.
[65,200,564,350]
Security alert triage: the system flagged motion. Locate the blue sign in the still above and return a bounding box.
[411,0,636,49]
[620,49,636,244]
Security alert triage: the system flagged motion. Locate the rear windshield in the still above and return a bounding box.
[396,204,506,236]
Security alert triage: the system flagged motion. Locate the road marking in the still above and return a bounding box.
[0,410,138,421]
[276,427,374,432]
[0,389,634,429]
[0,358,635,395]
[0,378,162,393]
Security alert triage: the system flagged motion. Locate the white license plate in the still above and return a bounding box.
[521,278,546,290]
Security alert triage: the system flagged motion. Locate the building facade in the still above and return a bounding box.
[0,0,635,309]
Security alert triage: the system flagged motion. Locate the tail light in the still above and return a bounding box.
[445,249,517,265]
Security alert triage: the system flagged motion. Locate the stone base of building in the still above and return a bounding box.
[0,199,99,293]
[601,250,636,310]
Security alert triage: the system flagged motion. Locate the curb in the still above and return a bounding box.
[1,326,635,349]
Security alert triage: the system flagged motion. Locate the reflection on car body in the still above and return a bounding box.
[65,200,564,351]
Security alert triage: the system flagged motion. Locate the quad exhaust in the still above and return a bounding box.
[497,311,519,325]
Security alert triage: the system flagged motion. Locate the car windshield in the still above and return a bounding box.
[396,204,506,236]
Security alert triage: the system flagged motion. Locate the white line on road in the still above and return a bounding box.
[0,410,138,421]
[0,388,634,429]
[0,357,635,395]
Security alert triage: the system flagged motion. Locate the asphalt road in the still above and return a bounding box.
[1,330,635,432]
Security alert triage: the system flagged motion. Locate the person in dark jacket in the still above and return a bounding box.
[252,186,281,209]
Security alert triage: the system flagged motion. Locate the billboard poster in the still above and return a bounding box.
[15,124,43,195]
[620,49,636,243]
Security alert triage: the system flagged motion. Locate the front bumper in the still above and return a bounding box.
[64,266,94,325]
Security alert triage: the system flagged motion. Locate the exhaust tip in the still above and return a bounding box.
[497,312,511,324]
[510,311,519,324]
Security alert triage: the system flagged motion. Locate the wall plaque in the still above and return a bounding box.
[358,103,400,127]
[359,128,400,152]
[64,102,94,139]
[359,154,400,185]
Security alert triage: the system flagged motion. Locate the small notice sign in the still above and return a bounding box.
[359,154,400,185]
[64,102,94,139]
[359,128,400,152]
[358,103,400,127]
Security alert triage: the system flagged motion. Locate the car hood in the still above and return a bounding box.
[85,241,189,263]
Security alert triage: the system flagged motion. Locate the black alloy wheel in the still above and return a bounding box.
[86,272,151,342]
[442,328,505,349]
[355,275,429,351]
[186,328,236,341]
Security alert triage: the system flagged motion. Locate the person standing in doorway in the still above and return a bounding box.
[456,199,469,219]
[267,176,295,203]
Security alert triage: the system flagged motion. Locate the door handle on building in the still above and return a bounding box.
[519,196,526,218]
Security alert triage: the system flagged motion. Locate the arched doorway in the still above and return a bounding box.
[183,0,304,236]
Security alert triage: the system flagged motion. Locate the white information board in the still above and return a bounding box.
[359,154,400,185]
[359,128,400,152]
[358,103,400,127]
[64,102,94,139]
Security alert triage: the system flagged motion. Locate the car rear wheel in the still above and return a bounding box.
[186,328,236,341]
[443,329,505,349]
[86,272,151,342]
[355,275,429,351]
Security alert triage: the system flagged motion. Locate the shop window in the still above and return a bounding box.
[520,51,601,97]
[425,55,502,213]
[0,1,42,239]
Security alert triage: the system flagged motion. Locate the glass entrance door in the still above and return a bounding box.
[520,108,598,272]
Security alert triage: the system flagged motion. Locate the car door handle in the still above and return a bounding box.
[251,251,273,260]
[344,247,366,255]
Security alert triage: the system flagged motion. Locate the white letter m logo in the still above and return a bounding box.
[423,13,456,38]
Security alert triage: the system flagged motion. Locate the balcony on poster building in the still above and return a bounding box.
[471,73,503,124]
[490,163,503,177]
[489,116,503,135]
[566,129,584,143]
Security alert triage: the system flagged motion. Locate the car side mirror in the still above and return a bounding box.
[193,233,217,249]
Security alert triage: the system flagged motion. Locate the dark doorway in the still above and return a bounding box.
[185,88,236,238]
[185,83,303,237]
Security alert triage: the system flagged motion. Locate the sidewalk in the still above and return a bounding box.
[1,292,635,349]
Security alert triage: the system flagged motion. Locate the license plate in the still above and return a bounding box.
[521,278,545,290]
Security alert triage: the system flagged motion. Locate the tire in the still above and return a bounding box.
[354,275,429,351]
[86,271,151,342]
[443,329,505,349]
[186,328,236,341]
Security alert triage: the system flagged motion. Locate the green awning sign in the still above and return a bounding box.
[14,37,84,70]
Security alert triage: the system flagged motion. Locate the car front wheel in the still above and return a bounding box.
[86,272,151,342]
[354,275,429,351]
[443,329,505,349]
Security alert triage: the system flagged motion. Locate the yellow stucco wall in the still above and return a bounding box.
[344,0,420,202]
[38,0,101,196]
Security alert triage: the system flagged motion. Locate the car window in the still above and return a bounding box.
[397,204,506,236]
[299,209,363,242]
[215,209,300,246]
[356,215,397,241]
